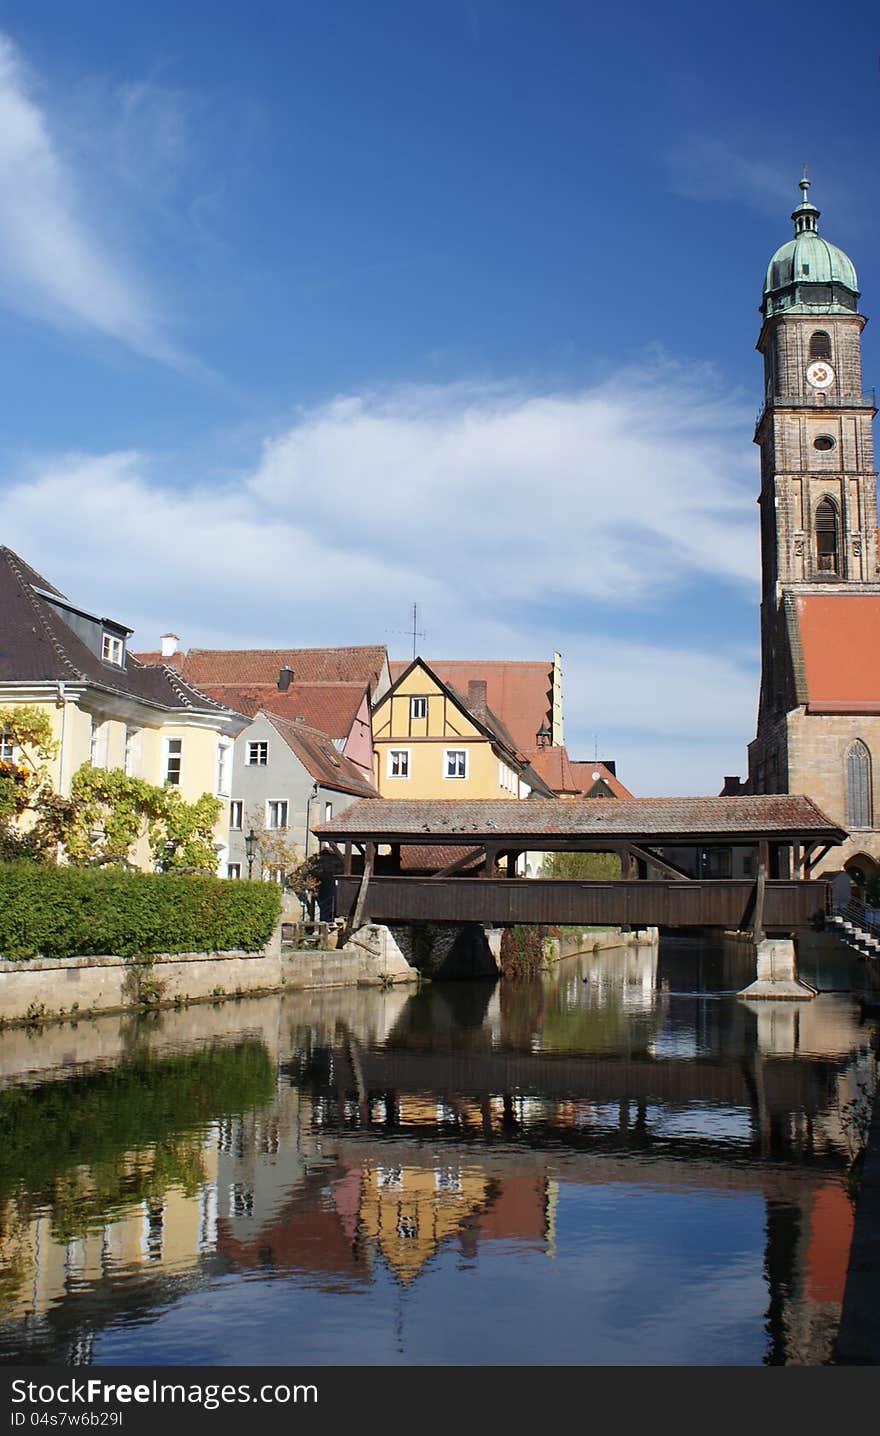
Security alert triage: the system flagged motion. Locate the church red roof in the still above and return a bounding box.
[794,594,880,712]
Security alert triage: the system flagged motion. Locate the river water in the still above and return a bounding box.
[0,934,877,1367]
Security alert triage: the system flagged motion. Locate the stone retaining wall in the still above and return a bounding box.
[0,922,420,1025]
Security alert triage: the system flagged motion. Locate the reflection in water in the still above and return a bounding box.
[0,935,876,1366]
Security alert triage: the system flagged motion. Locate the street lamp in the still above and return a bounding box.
[245,828,257,879]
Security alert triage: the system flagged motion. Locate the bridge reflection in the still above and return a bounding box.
[0,946,876,1366]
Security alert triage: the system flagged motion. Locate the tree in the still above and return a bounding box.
[0,705,59,860]
[540,850,622,880]
[34,764,222,873]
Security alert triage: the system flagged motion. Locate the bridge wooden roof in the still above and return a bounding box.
[315,795,846,847]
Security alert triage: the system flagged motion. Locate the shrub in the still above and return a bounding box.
[499,924,547,980]
[0,862,282,960]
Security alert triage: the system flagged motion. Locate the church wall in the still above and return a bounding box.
[785,710,880,873]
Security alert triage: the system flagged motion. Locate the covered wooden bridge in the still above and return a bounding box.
[313,795,846,936]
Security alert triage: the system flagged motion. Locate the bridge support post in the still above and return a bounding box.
[737,937,817,1001]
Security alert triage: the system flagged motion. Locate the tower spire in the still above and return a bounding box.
[792,167,819,235]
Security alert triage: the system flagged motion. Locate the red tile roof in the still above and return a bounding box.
[793,594,880,712]
[134,646,388,688]
[397,845,484,874]
[316,794,844,843]
[390,659,553,753]
[518,747,634,798]
[194,682,367,740]
[568,760,634,799]
[262,712,377,797]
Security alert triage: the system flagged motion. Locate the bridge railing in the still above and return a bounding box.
[334,875,831,931]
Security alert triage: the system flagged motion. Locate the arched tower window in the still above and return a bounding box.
[809,330,832,361]
[815,497,839,574]
[846,741,873,829]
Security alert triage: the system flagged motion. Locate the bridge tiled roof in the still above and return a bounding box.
[315,794,845,845]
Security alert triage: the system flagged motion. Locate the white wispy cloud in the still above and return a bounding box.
[665,132,796,214]
[1,365,761,795]
[0,33,181,363]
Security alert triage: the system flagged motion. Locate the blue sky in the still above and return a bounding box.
[0,0,877,794]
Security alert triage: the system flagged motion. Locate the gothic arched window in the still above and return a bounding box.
[809,330,832,361]
[815,497,839,574]
[847,741,873,829]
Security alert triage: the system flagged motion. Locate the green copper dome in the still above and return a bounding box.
[762,176,859,318]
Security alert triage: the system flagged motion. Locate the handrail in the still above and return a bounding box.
[755,388,876,427]
[833,901,880,941]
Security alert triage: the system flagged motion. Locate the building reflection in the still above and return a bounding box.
[0,949,876,1366]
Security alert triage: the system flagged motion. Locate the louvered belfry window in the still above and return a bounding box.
[809,331,832,361]
[815,498,839,574]
[846,741,873,829]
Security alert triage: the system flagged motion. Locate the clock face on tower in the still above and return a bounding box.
[806,359,835,389]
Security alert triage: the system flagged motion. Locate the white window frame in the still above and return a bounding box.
[102,632,123,665]
[0,731,14,761]
[123,726,139,777]
[387,748,411,779]
[410,696,428,719]
[266,799,288,830]
[216,740,233,796]
[163,737,183,787]
[324,800,333,822]
[89,719,110,770]
[263,866,284,884]
[498,759,517,794]
[227,863,241,880]
[444,748,468,780]
[247,741,268,766]
[229,800,243,830]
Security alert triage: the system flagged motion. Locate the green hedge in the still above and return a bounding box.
[0,862,282,960]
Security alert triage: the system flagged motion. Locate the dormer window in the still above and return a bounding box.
[102,632,123,665]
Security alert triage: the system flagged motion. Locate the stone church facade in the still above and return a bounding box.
[746,176,880,883]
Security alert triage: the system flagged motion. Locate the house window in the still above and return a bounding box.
[229,800,243,829]
[164,737,182,786]
[410,696,428,719]
[123,726,139,776]
[815,498,839,574]
[498,760,517,793]
[846,740,873,829]
[101,633,123,665]
[324,801,333,822]
[89,719,109,769]
[266,800,288,829]
[216,741,232,795]
[388,749,410,779]
[263,866,284,884]
[809,330,832,362]
[247,741,268,766]
[444,749,467,779]
[0,731,14,761]
[227,863,241,880]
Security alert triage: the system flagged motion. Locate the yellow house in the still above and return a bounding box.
[371,658,555,800]
[0,546,247,870]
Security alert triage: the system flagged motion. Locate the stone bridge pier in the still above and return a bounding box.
[388,922,498,981]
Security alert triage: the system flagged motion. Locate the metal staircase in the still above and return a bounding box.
[825,901,880,960]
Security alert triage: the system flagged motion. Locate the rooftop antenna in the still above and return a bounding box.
[593,734,599,761]
[386,603,426,660]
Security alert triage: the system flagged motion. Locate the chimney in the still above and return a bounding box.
[160,633,180,658]
[278,666,293,692]
[721,775,744,796]
[467,679,488,721]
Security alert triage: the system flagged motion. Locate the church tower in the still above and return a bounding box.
[748,177,880,879]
